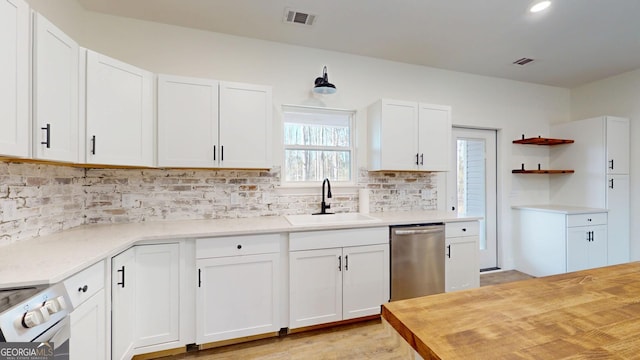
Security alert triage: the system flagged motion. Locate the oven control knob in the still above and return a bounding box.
[21,307,49,328]
[44,296,67,314]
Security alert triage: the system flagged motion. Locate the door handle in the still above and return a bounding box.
[394,228,443,235]
[609,178,614,189]
[420,153,424,165]
[117,266,125,288]
[41,124,51,148]
[338,255,342,271]
[90,135,96,155]
[446,244,451,258]
[415,153,419,165]
[213,145,216,161]
[198,268,202,288]
[345,255,349,270]
[609,159,614,170]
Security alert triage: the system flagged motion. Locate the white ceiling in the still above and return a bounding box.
[76,0,640,88]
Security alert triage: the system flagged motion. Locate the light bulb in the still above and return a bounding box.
[530,1,551,13]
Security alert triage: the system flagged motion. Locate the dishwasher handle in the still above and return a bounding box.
[393,228,443,236]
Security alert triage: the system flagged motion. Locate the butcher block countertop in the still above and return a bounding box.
[382,262,640,360]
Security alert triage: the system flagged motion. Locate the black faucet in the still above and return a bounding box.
[315,178,333,215]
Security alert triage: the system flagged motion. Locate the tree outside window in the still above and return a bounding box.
[283,107,354,184]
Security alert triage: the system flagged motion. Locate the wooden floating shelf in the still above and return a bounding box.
[513,136,574,145]
[512,169,575,174]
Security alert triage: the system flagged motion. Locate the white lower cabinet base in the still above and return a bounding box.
[70,289,106,360]
[196,253,281,343]
[289,228,390,330]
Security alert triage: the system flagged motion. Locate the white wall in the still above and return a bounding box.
[570,68,640,260]
[27,0,571,269]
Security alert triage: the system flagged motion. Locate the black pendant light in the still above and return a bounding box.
[313,66,336,94]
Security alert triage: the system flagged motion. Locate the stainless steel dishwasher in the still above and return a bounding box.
[390,223,445,301]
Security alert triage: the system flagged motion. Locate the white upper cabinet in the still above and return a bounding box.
[0,0,29,157]
[158,77,272,169]
[157,75,219,167]
[368,99,451,171]
[85,50,154,167]
[605,116,629,175]
[218,81,272,169]
[418,104,451,172]
[33,13,79,163]
[368,99,418,171]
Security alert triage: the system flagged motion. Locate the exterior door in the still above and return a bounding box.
[447,128,498,270]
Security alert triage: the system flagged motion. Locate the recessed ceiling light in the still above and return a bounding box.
[530,1,551,13]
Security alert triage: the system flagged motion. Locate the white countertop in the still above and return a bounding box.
[512,204,608,214]
[0,211,478,288]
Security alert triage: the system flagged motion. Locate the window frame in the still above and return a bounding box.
[281,104,357,187]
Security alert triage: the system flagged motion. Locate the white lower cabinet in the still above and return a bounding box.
[111,243,181,360]
[289,227,389,329]
[514,207,608,277]
[64,261,106,360]
[70,289,105,360]
[445,222,480,292]
[567,225,608,272]
[196,234,282,344]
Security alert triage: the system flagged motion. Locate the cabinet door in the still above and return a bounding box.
[157,75,219,167]
[588,225,608,269]
[196,253,280,343]
[606,117,629,174]
[418,104,451,171]
[134,244,180,348]
[86,50,153,166]
[567,227,591,272]
[70,289,106,360]
[445,237,479,292]
[111,248,136,360]
[33,13,79,163]
[378,100,418,171]
[0,0,29,157]
[218,81,272,168]
[342,244,389,320]
[289,248,342,329]
[607,174,629,265]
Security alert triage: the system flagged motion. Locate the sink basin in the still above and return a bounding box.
[285,213,380,227]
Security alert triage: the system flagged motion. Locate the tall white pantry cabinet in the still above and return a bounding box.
[551,116,630,265]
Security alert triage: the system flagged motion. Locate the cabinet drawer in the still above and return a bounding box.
[63,260,105,309]
[196,233,281,258]
[289,227,388,251]
[567,213,607,227]
[445,221,479,238]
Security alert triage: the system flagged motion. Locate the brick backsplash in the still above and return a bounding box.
[0,162,437,245]
[0,162,85,246]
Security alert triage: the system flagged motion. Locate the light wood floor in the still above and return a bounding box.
[154,270,534,360]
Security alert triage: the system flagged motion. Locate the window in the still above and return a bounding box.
[283,106,355,184]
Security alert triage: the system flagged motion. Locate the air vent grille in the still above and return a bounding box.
[284,9,316,26]
[513,58,535,66]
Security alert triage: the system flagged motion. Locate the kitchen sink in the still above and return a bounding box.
[285,213,381,227]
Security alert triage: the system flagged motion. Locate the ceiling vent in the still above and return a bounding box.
[284,8,316,26]
[513,58,535,66]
